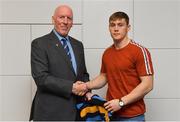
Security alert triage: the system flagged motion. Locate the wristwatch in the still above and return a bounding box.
[119,99,125,107]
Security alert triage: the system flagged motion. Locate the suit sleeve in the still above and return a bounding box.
[80,42,89,82]
[31,40,73,99]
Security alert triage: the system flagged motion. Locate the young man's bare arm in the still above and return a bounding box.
[121,75,153,106]
[86,73,107,90]
[104,75,153,113]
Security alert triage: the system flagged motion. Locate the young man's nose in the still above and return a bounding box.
[114,25,119,30]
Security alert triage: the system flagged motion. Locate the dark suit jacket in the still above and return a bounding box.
[30,31,89,121]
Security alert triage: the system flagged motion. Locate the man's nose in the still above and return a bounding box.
[114,25,119,30]
[63,17,68,24]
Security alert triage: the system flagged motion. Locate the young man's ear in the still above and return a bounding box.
[128,25,131,31]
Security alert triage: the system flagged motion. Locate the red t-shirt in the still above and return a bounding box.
[101,41,154,117]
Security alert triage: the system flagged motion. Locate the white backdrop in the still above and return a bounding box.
[0,0,179,121]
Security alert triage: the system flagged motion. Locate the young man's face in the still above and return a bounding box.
[109,18,130,42]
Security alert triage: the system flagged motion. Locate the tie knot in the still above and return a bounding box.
[61,38,67,42]
[61,38,68,46]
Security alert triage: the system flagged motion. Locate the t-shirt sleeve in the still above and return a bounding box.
[136,47,154,76]
[100,54,106,73]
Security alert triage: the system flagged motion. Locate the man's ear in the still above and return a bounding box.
[128,25,131,31]
[52,16,55,24]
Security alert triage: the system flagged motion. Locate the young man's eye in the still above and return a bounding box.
[110,23,115,27]
[118,24,123,27]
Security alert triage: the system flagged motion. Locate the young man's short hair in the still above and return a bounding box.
[109,11,129,25]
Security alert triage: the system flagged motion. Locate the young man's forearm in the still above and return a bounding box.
[121,75,153,106]
[86,73,107,90]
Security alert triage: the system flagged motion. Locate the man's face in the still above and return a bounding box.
[109,18,130,41]
[52,6,73,37]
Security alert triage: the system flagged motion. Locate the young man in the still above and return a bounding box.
[30,5,89,121]
[86,11,154,121]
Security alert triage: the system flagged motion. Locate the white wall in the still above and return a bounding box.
[133,0,180,121]
[0,0,179,121]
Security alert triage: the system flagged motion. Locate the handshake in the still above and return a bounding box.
[72,81,91,96]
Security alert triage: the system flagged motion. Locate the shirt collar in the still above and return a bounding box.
[53,29,70,41]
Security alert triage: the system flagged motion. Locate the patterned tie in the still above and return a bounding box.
[61,38,72,61]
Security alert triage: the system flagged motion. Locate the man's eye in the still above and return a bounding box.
[118,24,123,27]
[67,17,72,20]
[59,16,65,19]
[110,24,115,27]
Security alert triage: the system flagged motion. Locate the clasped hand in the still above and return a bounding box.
[72,81,88,96]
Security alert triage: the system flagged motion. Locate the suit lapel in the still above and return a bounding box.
[69,37,80,75]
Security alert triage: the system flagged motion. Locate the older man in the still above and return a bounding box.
[30,5,89,121]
